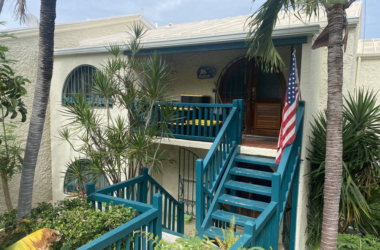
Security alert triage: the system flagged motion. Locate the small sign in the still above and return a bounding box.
[197,67,216,79]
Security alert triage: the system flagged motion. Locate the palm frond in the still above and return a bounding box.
[13,0,27,24]
[246,0,321,72]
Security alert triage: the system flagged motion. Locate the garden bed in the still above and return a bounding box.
[0,198,135,249]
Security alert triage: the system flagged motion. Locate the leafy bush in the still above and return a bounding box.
[337,234,380,250]
[0,198,135,249]
[306,90,380,247]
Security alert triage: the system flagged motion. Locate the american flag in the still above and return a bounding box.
[275,52,300,164]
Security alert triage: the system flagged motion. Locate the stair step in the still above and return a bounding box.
[230,167,273,180]
[211,210,256,226]
[235,155,278,167]
[225,180,272,196]
[204,226,242,240]
[218,194,269,212]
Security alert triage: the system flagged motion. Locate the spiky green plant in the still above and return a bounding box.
[59,24,178,186]
[306,89,380,247]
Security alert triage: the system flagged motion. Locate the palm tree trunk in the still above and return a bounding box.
[320,3,344,250]
[17,0,57,219]
[0,0,5,14]
[1,170,13,211]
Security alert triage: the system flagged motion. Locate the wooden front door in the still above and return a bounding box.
[219,58,256,134]
[219,57,286,136]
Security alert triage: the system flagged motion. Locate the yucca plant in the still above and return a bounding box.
[306,89,380,247]
[58,24,178,186]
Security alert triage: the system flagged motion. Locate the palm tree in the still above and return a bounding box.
[15,0,57,219]
[246,0,356,249]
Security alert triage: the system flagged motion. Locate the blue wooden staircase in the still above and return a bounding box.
[196,100,305,250]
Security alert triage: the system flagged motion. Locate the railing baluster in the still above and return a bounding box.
[168,201,172,230]
[186,106,190,135]
[198,108,203,136]
[216,107,220,135]
[209,107,214,137]
[126,233,130,250]
[116,239,121,250]
[176,108,180,135]
[192,108,196,136]
[164,196,168,228]
[204,107,208,137]
[181,108,185,135]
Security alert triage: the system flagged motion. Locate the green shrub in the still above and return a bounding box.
[0,198,135,249]
[337,234,380,250]
[306,90,380,247]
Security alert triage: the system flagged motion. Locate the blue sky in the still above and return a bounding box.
[0,0,378,39]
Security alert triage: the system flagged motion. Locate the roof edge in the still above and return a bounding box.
[0,14,155,39]
[55,24,321,56]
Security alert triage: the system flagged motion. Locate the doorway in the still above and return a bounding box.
[218,57,286,137]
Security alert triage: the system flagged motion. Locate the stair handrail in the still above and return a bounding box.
[195,99,244,236]
[269,101,305,250]
[82,184,162,250]
[94,168,184,234]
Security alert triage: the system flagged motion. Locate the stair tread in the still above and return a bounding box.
[235,155,278,167]
[212,210,256,226]
[225,180,272,196]
[230,167,273,180]
[218,194,269,212]
[204,226,242,239]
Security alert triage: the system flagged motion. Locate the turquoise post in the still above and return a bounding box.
[289,163,300,250]
[237,99,244,145]
[232,100,238,143]
[141,167,149,203]
[153,193,163,243]
[245,220,255,248]
[271,173,281,250]
[178,201,185,234]
[195,159,204,235]
[86,182,95,208]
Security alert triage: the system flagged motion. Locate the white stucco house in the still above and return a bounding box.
[2,1,380,249]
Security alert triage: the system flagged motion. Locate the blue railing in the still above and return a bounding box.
[78,167,184,249]
[231,101,305,250]
[79,184,162,250]
[195,100,244,235]
[154,101,235,142]
[94,168,184,234]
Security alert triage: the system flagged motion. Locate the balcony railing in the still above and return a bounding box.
[154,101,236,142]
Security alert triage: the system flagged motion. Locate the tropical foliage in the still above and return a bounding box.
[0,23,29,212]
[336,233,380,250]
[0,198,135,250]
[58,24,177,190]
[306,90,380,247]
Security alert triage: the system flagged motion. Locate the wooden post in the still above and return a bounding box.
[86,182,95,209]
[232,100,238,143]
[289,163,300,250]
[237,99,244,145]
[153,193,163,243]
[244,220,255,248]
[178,201,185,234]
[141,167,149,203]
[195,159,204,235]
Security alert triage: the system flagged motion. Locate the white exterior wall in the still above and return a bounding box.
[50,52,131,202]
[0,18,148,213]
[356,56,380,105]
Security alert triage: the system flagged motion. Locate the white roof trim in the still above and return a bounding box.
[0,14,155,39]
[54,24,321,56]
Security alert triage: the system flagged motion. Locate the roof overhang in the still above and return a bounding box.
[1,14,155,40]
[54,24,321,56]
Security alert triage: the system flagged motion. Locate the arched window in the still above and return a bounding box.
[62,65,113,108]
[63,159,110,195]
